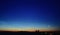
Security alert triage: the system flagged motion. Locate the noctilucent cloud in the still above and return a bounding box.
[0,0,60,31]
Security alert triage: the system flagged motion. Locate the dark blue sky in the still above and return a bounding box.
[0,0,60,31]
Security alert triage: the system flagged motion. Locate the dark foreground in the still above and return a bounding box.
[0,31,60,35]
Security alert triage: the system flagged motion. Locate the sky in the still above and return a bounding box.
[0,0,60,31]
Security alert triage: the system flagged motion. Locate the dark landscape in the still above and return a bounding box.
[0,30,60,35]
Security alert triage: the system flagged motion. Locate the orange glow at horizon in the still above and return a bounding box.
[0,27,59,32]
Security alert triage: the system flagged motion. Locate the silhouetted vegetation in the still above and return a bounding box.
[35,30,40,32]
[0,30,60,35]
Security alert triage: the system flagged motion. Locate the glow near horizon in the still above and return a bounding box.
[0,27,57,31]
[0,21,58,31]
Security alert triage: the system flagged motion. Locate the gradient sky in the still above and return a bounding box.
[0,0,60,31]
